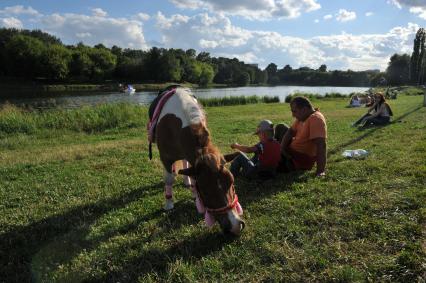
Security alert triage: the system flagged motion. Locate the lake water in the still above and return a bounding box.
[0,85,369,109]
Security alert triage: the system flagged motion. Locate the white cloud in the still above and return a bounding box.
[40,12,148,49]
[199,39,219,48]
[155,12,418,71]
[91,8,107,17]
[389,0,426,19]
[336,9,356,22]
[136,13,150,21]
[156,12,252,50]
[409,7,426,19]
[0,5,40,16]
[389,0,426,9]
[0,17,23,28]
[323,14,332,20]
[76,32,92,38]
[365,12,374,16]
[314,19,319,23]
[169,0,321,19]
[156,11,189,29]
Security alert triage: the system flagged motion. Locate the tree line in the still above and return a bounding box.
[0,27,423,87]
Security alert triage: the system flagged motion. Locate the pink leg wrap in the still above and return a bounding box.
[195,196,205,214]
[165,185,173,199]
[204,211,215,227]
[236,202,243,215]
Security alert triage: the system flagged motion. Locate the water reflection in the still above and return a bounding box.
[0,86,369,110]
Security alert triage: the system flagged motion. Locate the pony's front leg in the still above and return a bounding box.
[163,168,175,210]
[182,160,196,198]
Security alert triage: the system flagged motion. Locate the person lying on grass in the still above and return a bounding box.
[276,96,327,177]
[229,120,281,180]
[352,92,393,127]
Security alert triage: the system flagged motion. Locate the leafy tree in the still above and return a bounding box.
[196,52,211,63]
[158,51,182,82]
[69,47,94,80]
[235,71,250,86]
[410,28,425,84]
[282,64,292,73]
[3,34,45,77]
[318,64,327,72]
[88,47,117,80]
[22,29,61,45]
[265,63,277,76]
[386,54,410,85]
[199,63,214,86]
[183,60,202,83]
[254,69,268,84]
[143,47,163,81]
[185,48,196,59]
[40,44,72,80]
[111,45,123,57]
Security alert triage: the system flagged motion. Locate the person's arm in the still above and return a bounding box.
[231,143,257,153]
[367,103,376,114]
[313,137,326,176]
[280,128,295,157]
[370,103,385,118]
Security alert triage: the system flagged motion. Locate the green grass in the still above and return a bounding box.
[198,95,280,107]
[0,92,425,282]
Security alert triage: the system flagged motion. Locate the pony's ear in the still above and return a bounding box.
[178,167,196,177]
[223,152,240,163]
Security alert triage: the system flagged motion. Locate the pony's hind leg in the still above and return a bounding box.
[163,166,175,210]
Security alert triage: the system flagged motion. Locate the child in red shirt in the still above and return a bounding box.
[229,120,281,179]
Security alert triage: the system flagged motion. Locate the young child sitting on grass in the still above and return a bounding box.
[229,120,281,179]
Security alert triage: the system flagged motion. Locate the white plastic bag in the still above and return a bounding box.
[342,149,369,158]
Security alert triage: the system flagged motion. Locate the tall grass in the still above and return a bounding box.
[285,92,348,103]
[0,103,36,134]
[198,95,280,106]
[0,103,146,135]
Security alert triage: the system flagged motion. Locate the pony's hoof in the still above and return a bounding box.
[164,199,174,210]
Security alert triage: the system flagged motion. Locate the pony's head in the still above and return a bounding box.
[179,123,245,235]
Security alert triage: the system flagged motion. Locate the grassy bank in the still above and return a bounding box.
[0,93,425,282]
[198,95,280,107]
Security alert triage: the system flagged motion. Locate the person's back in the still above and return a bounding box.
[258,139,281,169]
[349,95,360,107]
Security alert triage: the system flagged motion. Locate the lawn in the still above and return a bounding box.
[0,93,425,282]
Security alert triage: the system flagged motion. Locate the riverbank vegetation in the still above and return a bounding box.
[198,95,280,107]
[0,90,424,282]
[1,27,422,90]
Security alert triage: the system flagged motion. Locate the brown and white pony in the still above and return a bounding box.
[151,86,245,235]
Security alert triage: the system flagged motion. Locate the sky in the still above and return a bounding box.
[0,0,425,71]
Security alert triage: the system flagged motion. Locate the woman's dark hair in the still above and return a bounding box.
[374,92,386,111]
[290,96,315,111]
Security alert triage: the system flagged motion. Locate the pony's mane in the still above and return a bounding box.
[191,122,223,171]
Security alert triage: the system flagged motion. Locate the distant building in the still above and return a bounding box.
[247,63,259,68]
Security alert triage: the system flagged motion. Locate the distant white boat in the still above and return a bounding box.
[122,85,136,94]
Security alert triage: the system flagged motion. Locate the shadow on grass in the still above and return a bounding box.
[95,231,236,282]
[0,171,304,282]
[0,182,162,282]
[88,172,307,281]
[328,105,423,156]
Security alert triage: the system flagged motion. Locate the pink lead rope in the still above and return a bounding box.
[147,88,177,159]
